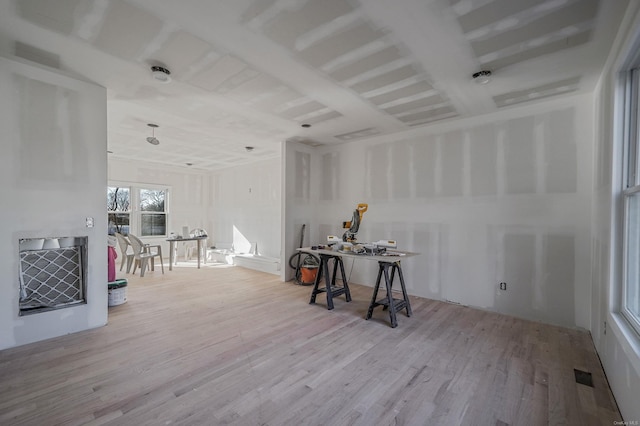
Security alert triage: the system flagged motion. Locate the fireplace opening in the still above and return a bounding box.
[19,237,88,316]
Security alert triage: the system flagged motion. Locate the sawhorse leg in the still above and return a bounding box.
[366,261,411,327]
[309,254,350,310]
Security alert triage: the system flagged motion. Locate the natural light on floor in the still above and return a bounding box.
[169,260,234,269]
[232,225,252,254]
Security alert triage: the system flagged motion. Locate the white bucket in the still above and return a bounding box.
[108,287,127,306]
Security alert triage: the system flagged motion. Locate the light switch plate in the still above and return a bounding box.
[86,217,94,228]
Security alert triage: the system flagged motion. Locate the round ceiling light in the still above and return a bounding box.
[150,65,171,83]
[472,70,492,85]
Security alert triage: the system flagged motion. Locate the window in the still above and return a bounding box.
[107,186,130,235]
[107,185,168,237]
[139,188,166,236]
[622,67,640,334]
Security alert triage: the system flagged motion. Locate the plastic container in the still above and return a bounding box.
[300,265,318,284]
[107,279,128,306]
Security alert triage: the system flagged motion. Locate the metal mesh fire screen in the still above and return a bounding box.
[19,237,87,315]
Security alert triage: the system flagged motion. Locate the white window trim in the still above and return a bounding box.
[610,15,640,345]
[108,181,171,239]
[621,67,640,335]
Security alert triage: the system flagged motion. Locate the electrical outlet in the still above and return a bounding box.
[499,282,507,291]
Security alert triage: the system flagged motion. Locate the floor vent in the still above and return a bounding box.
[574,369,594,387]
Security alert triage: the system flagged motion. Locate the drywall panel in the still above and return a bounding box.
[469,125,498,196]
[504,117,536,194]
[0,56,107,350]
[384,94,445,116]
[410,223,447,299]
[440,131,464,197]
[543,108,577,193]
[543,234,575,326]
[263,0,355,51]
[16,76,89,183]
[297,23,385,69]
[496,233,536,316]
[391,141,411,199]
[492,230,576,325]
[320,152,340,201]
[294,151,310,200]
[93,1,163,61]
[17,0,87,35]
[369,81,433,106]
[413,136,438,198]
[351,65,417,94]
[365,144,390,200]
[441,224,496,308]
[329,46,402,82]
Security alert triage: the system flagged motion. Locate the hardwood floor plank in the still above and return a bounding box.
[0,264,621,425]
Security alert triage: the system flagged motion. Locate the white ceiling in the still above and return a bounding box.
[0,0,629,171]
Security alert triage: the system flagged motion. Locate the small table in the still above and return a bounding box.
[298,247,419,327]
[167,236,207,271]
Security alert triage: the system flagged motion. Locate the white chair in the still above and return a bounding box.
[128,234,164,277]
[114,232,134,273]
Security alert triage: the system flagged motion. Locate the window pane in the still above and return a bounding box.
[107,187,130,212]
[631,68,640,187]
[140,189,165,212]
[141,213,166,236]
[625,191,640,321]
[108,213,130,235]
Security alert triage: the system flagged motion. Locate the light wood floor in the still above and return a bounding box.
[0,263,621,425]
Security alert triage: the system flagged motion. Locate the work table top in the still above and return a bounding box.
[297,246,419,262]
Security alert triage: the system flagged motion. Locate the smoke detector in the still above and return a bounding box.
[472,70,492,85]
[150,66,171,83]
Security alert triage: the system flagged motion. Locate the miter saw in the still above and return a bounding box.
[341,203,368,242]
[324,203,398,252]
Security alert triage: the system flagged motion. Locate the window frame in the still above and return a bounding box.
[107,181,170,238]
[107,186,131,236]
[138,187,168,237]
[621,66,640,335]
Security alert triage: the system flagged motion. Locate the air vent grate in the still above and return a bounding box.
[574,369,594,387]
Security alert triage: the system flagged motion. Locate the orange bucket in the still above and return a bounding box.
[300,266,318,283]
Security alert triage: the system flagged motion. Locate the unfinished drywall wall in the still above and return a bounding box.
[0,56,107,350]
[305,95,592,329]
[211,158,281,259]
